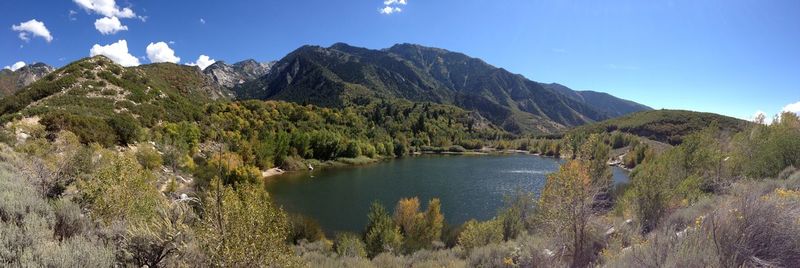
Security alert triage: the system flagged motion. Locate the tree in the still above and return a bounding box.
[499,190,536,240]
[364,201,403,257]
[419,198,444,247]
[393,197,421,237]
[392,197,444,252]
[537,160,603,267]
[457,219,503,251]
[197,178,298,266]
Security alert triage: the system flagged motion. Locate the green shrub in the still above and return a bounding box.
[334,233,367,258]
[364,201,403,257]
[108,114,142,145]
[136,144,163,170]
[288,214,326,244]
[457,219,503,251]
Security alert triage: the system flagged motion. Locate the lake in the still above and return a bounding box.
[266,154,630,233]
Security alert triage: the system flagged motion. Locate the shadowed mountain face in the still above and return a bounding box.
[539,83,652,118]
[0,63,55,97]
[235,43,650,134]
[203,59,275,88]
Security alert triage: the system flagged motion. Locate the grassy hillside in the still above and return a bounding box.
[567,109,750,144]
[0,56,225,146]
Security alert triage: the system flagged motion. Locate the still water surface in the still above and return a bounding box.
[267,154,629,233]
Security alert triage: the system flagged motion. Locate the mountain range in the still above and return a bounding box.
[233,43,651,133]
[0,43,651,135]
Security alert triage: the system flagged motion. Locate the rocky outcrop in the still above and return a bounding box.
[0,63,54,97]
[203,59,274,88]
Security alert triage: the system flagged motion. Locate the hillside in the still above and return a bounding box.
[235,43,650,134]
[567,109,750,144]
[539,83,652,117]
[0,63,54,97]
[0,56,226,146]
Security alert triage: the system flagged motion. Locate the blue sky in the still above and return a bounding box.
[2,0,799,120]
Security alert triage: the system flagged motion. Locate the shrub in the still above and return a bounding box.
[108,114,142,145]
[334,233,367,258]
[53,199,89,240]
[124,203,194,267]
[364,201,403,257]
[447,145,467,153]
[457,219,503,251]
[288,214,326,244]
[197,178,299,266]
[136,144,163,170]
[705,186,800,267]
[77,150,164,224]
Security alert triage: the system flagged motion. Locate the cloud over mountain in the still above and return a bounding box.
[89,39,140,67]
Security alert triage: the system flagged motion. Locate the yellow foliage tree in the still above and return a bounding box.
[537,160,602,267]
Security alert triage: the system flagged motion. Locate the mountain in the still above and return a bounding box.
[203,59,275,88]
[235,43,649,134]
[0,56,225,145]
[0,63,55,97]
[539,83,652,118]
[567,109,750,145]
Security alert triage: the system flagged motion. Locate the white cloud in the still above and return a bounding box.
[11,19,53,42]
[379,6,402,14]
[69,10,78,21]
[146,42,180,63]
[89,40,140,66]
[383,0,407,5]
[3,61,26,71]
[379,0,406,14]
[186,55,216,70]
[73,0,135,18]
[783,101,800,114]
[94,16,128,34]
[199,18,206,24]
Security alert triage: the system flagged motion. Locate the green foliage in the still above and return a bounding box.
[77,150,164,224]
[457,219,503,251]
[731,112,800,179]
[392,197,445,252]
[536,160,603,266]
[364,201,403,257]
[202,152,262,186]
[135,144,163,170]
[124,203,194,267]
[288,213,326,244]
[568,109,748,145]
[498,190,536,240]
[197,178,299,266]
[108,113,143,145]
[40,111,117,147]
[0,147,115,267]
[334,233,368,258]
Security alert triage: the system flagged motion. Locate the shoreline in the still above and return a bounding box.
[262,148,564,179]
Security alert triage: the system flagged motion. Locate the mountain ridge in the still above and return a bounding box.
[0,62,55,97]
[234,43,651,134]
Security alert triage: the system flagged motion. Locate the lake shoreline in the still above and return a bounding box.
[263,148,564,179]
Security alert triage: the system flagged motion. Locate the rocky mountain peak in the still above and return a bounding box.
[0,62,54,97]
[203,59,275,88]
